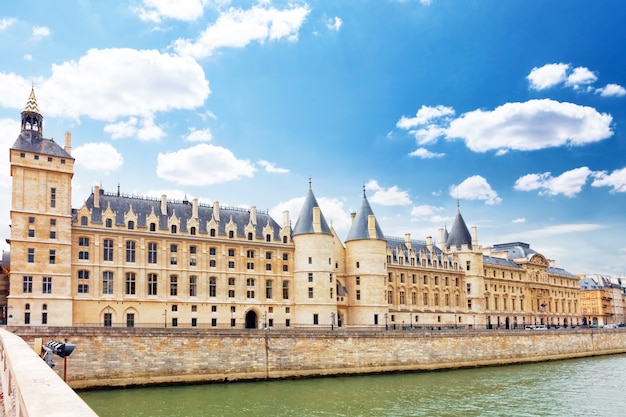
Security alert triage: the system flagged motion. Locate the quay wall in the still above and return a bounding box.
[9,327,626,390]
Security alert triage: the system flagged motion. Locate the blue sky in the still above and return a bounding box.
[1,0,625,275]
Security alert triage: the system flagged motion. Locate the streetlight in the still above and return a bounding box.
[263,311,267,329]
[384,313,388,330]
[164,309,167,328]
[330,312,335,331]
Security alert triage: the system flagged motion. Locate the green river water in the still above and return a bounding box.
[80,354,626,417]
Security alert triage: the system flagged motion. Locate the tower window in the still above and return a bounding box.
[50,187,56,208]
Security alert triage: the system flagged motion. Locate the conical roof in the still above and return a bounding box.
[446,209,472,249]
[292,187,331,236]
[22,86,41,115]
[345,191,385,242]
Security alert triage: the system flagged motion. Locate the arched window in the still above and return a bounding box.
[210,228,216,237]
[171,225,177,234]
[190,226,196,235]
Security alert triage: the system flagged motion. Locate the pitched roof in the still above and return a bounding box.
[445,210,472,249]
[345,192,384,242]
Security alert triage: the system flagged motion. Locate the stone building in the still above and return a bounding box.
[5,88,581,329]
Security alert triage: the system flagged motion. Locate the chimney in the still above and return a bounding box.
[93,185,100,208]
[367,215,377,239]
[161,195,167,216]
[213,201,220,222]
[404,233,412,249]
[192,198,198,219]
[471,226,478,248]
[350,212,356,222]
[282,210,290,228]
[250,206,257,226]
[438,228,445,248]
[426,236,433,252]
[64,131,72,154]
[313,207,321,233]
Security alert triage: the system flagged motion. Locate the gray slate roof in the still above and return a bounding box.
[78,189,283,241]
[11,130,72,158]
[446,210,472,249]
[292,188,332,236]
[345,193,385,242]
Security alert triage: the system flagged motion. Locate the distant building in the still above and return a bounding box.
[5,88,582,329]
[580,275,626,326]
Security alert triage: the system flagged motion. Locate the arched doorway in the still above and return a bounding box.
[505,317,510,329]
[245,311,258,329]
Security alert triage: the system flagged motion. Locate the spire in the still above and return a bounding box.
[445,203,472,250]
[21,85,43,135]
[292,184,331,236]
[345,191,385,242]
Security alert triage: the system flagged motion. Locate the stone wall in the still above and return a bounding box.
[10,327,626,390]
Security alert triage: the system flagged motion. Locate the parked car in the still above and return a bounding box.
[525,325,547,330]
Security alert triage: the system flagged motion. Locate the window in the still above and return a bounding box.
[170,275,178,296]
[50,187,56,208]
[313,314,319,325]
[247,262,254,270]
[171,244,178,253]
[105,218,112,228]
[209,277,217,297]
[79,237,89,246]
[24,312,30,325]
[28,248,35,263]
[49,231,56,239]
[283,281,289,299]
[308,273,313,283]
[127,313,135,328]
[210,247,217,255]
[308,287,314,299]
[229,230,234,238]
[228,289,235,298]
[23,276,33,293]
[171,225,177,234]
[266,263,272,271]
[191,318,197,327]
[125,273,136,295]
[170,257,177,265]
[229,277,236,285]
[128,220,134,230]
[78,270,89,294]
[148,274,158,295]
[191,305,197,312]
[266,234,271,242]
[356,290,361,301]
[247,289,255,299]
[172,318,178,327]
[248,232,253,240]
[102,271,114,295]
[81,216,88,225]
[190,246,197,254]
[28,228,36,238]
[150,223,156,232]
[228,249,235,256]
[79,249,89,260]
[172,305,178,312]
[210,228,216,237]
[282,265,288,272]
[266,252,272,260]
[247,250,254,258]
[190,258,197,266]
[49,250,56,264]
[209,260,216,267]
[42,277,52,294]
[266,280,273,299]
[103,239,113,261]
[189,276,197,297]
[148,242,157,264]
[190,227,196,235]
[247,278,255,287]
[228,261,235,269]
[282,253,288,261]
[126,241,136,262]
[29,216,35,224]
[211,318,217,327]
[356,276,360,285]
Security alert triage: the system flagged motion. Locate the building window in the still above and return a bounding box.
[78,270,89,294]
[171,225,177,234]
[313,314,319,325]
[42,277,52,294]
[247,278,255,287]
[81,216,88,225]
[190,258,197,266]
[102,271,114,295]
[49,231,56,239]
[148,242,157,264]
[170,275,178,296]
[172,305,178,312]
[28,229,35,237]
[191,318,197,327]
[150,223,156,232]
[105,218,113,228]
[50,187,56,208]
[228,261,235,269]
[247,290,255,299]
[282,253,288,261]
[266,264,272,271]
[282,265,288,272]
[308,257,312,264]
[24,312,30,325]
[209,259,216,267]
[247,262,254,270]
[211,318,217,327]
[23,276,33,293]
[356,289,361,301]
[283,281,289,299]
[228,289,235,298]
[248,232,253,240]
[308,273,313,283]
[171,244,177,253]
[209,277,217,297]
[228,249,235,257]
[128,220,134,230]
[148,273,158,296]
[210,229,216,237]
[79,250,89,260]
[356,276,360,285]
[266,252,272,260]
[192,305,198,312]
[308,287,313,298]
[229,230,234,238]
[229,277,236,286]
[79,237,89,246]
[125,272,136,295]
[266,280,273,299]
[172,318,178,327]
[190,227,196,235]
[127,314,135,328]
[49,250,56,264]
[170,257,177,265]
[210,247,217,255]
[126,241,136,263]
[189,276,197,297]
[103,239,113,261]
[190,246,197,254]
[28,248,34,263]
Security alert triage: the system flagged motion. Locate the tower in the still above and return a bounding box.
[8,87,75,325]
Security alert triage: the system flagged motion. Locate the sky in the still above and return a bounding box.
[1,0,625,276]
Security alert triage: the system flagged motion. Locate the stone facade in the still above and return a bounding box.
[6,88,581,330]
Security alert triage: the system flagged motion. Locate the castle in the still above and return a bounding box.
[5,88,581,329]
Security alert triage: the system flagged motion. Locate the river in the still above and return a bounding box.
[80,354,626,417]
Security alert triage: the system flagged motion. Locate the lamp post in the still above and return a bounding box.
[263,311,267,329]
[164,309,167,328]
[330,312,335,331]
[454,314,457,329]
[384,313,388,330]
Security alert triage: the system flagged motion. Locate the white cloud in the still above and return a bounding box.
[365,180,412,206]
[409,147,445,159]
[258,160,289,174]
[512,217,526,224]
[0,18,17,31]
[327,16,342,31]
[157,143,255,186]
[450,175,501,205]
[446,99,612,153]
[515,223,604,239]
[396,105,454,129]
[104,116,166,141]
[20,48,211,121]
[172,4,310,59]
[23,54,32,61]
[592,167,626,193]
[132,0,207,23]
[565,66,597,89]
[73,143,124,174]
[527,63,569,90]
[32,25,51,40]
[514,167,593,197]
[0,118,21,189]
[185,127,213,142]
[596,83,626,97]
[410,204,445,222]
